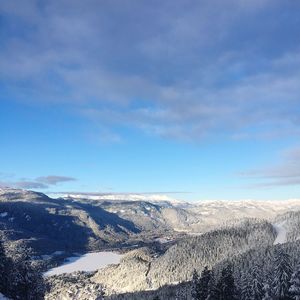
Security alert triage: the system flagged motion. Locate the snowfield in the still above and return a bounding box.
[273,222,287,245]
[45,251,122,276]
[49,192,184,205]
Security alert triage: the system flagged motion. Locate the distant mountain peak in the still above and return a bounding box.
[48,192,185,205]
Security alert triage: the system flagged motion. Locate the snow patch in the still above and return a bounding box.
[48,192,185,205]
[155,238,170,244]
[273,222,287,245]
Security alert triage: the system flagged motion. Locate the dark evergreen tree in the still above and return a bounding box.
[206,270,218,300]
[198,266,212,300]
[216,263,237,300]
[290,263,300,300]
[240,272,252,300]
[191,269,200,300]
[273,247,292,300]
[0,240,11,296]
[176,283,188,300]
[262,283,273,300]
[7,247,45,300]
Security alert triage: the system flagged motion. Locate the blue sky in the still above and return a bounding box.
[1,0,300,201]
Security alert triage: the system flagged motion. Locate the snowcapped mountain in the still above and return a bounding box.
[49,192,185,206]
[190,199,300,220]
[3,188,300,299]
[2,188,300,248]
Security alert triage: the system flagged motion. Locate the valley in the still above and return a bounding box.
[1,188,300,299]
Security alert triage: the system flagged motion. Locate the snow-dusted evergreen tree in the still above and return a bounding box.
[198,266,212,300]
[273,247,292,300]
[0,241,10,296]
[262,283,273,300]
[290,263,300,300]
[251,264,264,300]
[45,271,106,300]
[206,269,217,300]
[240,272,252,300]
[175,283,188,300]
[216,263,237,300]
[8,247,45,300]
[59,282,105,300]
[191,269,200,300]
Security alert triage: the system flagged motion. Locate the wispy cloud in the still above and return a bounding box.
[0,180,48,189]
[240,146,300,187]
[0,174,77,190]
[36,175,76,185]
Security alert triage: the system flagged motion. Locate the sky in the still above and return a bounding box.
[0,0,300,201]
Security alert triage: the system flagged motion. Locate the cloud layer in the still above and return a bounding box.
[0,175,76,189]
[1,0,300,141]
[240,146,300,187]
[36,175,76,185]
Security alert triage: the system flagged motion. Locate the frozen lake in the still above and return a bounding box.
[45,251,122,276]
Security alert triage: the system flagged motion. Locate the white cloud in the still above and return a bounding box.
[1,0,300,141]
[240,146,300,187]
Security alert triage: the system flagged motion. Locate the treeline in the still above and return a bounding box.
[0,241,45,299]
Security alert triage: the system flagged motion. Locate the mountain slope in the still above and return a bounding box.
[92,219,275,294]
[0,189,140,254]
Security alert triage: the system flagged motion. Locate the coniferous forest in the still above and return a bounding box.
[1,190,300,299]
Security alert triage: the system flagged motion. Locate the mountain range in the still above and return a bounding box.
[1,188,300,299]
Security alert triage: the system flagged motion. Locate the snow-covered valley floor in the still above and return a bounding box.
[45,251,122,276]
[273,222,287,245]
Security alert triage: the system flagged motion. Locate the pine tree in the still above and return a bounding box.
[176,284,188,300]
[290,263,300,300]
[0,241,7,291]
[251,264,264,300]
[7,247,45,300]
[191,269,200,300]
[240,272,252,300]
[198,266,212,300]
[206,270,218,300]
[273,247,292,300]
[216,263,237,300]
[0,241,10,296]
[262,283,273,300]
